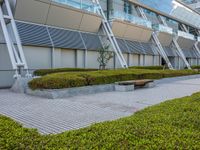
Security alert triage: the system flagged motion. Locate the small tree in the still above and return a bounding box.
[97,45,114,70]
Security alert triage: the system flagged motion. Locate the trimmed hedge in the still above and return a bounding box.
[33,68,97,76]
[129,66,167,70]
[191,65,200,69]
[29,69,198,90]
[34,66,168,76]
[1,92,200,149]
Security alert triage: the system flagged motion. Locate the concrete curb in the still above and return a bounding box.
[155,74,200,84]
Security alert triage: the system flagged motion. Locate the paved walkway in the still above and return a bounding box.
[0,76,200,134]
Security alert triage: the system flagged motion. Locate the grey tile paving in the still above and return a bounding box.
[0,77,200,134]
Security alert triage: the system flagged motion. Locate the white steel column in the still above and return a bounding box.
[92,0,128,68]
[135,7,174,69]
[0,0,31,77]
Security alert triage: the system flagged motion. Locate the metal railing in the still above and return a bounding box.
[110,11,152,29]
[152,24,173,34]
[177,30,195,40]
[52,0,98,13]
[197,36,200,41]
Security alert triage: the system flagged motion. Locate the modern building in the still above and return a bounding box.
[138,0,200,28]
[0,0,200,88]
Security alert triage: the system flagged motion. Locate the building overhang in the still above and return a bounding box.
[10,0,102,33]
[153,24,173,46]
[176,31,196,49]
[128,0,200,31]
[111,19,153,42]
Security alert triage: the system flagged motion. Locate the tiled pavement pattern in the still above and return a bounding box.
[0,77,200,134]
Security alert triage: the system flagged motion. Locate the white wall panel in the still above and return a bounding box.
[23,46,52,69]
[61,49,76,68]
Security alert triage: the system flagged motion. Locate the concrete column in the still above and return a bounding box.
[75,50,78,68]
[153,55,155,66]
[84,49,87,68]
[178,57,181,70]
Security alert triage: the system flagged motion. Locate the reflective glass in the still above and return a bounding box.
[197,36,200,41]
[139,0,174,14]
[52,0,97,13]
[178,31,195,40]
[139,0,200,28]
[152,24,173,34]
[111,11,152,29]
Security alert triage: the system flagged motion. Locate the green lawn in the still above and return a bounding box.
[1,92,200,149]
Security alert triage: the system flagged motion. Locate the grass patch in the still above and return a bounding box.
[29,69,198,90]
[33,68,97,76]
[1,92,200,149]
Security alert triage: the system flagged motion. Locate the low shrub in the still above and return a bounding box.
[191,65,200,70]
[129,66,168,70]
[29,69,198,90]
[33,68,97,76]
[29,74,87,90]
[1,92,200,149]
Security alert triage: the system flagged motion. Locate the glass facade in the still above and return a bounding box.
[177,31,195,40]
[52,0,198,36]
[106,0,152,28]
[181,0,200,4]
[152,24,173,34]
[111,11,152,28]
[52,0,97,13]
[197,36,200,41]
[139,0,200,28]
[139,0,174,14]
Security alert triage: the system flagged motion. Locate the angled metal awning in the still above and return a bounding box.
[48,27,85,50]
[116,38,130,53]
[182,49,198,58]
[163,46,177,57]
[141,42,155,55]
[81,33,102,50]
[125,40,144,54]
[16,21,52,47]
[16,21,177,58]
[16,21,105,51]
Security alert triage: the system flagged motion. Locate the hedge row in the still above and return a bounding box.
[34,66,167,76]
[191,65,200,69]
[29,69,198,90]
[129,66,167,70]
[1,92,200,149]
[33,68,97,76]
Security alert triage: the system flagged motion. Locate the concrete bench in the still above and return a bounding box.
[115,79,155,92]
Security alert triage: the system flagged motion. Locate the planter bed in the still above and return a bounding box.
[28,69,199,90]
[26,84,115,99]
[25,74,200,99]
